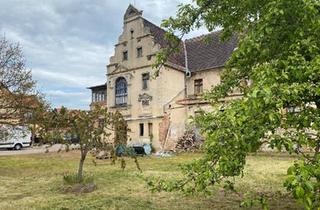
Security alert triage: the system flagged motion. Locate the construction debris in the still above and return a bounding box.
[95,150,112,159]
[175,128,204,152]
[155,150,175,157]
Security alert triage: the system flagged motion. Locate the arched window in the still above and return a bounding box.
[115,77,127,106]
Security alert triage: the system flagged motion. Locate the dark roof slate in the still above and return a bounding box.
[87,84,107,90]
[143,18,238,72]
[143,18,185,68]
[185,31,238,72]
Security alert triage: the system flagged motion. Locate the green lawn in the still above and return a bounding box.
[0,151,301,210]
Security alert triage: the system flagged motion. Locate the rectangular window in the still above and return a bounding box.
[148,123,153,137]
[137,47,143,58]
[194,79,203,95]
[123,51,128,61]
[142,73,149,90]
[139,123,144,136]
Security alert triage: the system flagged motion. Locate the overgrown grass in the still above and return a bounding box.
[0,151,302,210]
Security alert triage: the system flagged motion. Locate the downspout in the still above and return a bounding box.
[183,40,190,118]
[183,40,191,78]
[163,40,191,150]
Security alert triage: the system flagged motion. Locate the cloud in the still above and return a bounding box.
[45,89,91,110]
[0,0,207,109]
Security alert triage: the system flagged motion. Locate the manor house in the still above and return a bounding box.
[88,5,239,150]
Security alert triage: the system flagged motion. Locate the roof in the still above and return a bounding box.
[140,10,238,72]
[143,18,185,68]
[91,5,239,89]
[87,84,106,90]
[185,31,238,72]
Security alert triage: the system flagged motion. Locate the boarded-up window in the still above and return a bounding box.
[148,123,153,137]
[194,79,203,95]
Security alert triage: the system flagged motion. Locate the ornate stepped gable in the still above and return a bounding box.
[135,6,238,72]
[114,4,238,73]
[124,4,143,20]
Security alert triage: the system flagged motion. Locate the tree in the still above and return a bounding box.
[33,105,114,180]
[151,0,320,209]
[0,36,36,125]
[32,105,138,181]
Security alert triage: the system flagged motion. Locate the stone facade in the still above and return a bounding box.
[89,5,239,150]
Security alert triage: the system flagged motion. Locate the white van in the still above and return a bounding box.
[0,125,32,150]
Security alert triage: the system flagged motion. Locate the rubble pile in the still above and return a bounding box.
[175,129,204,152]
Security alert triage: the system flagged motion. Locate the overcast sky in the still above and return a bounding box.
[0,0,207,110]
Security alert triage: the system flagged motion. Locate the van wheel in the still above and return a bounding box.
[14,144,22,150]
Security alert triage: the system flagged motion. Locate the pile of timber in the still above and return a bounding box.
[175,129,204,152]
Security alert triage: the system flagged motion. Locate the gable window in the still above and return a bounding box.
[142,73,149,90]
[137,47,143,58]
[194,79,203,95]
[115,77,127,106]
[123,51,128,61]
[139,123,144,136]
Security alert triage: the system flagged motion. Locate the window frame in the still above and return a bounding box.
[194,79,203,95]
[115,77,128,106]
[130,29,134,39]
[139,123,144,136]
[142,73,150,90]
[122,51,128,61]
[148,123,153,137]
[137,47,143,58]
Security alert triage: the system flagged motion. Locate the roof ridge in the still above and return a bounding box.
[142,18,167,33]
[185,30,222,42]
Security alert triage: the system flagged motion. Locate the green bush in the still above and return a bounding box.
[63,173,94,185]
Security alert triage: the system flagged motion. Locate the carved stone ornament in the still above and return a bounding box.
[138,93,152,106]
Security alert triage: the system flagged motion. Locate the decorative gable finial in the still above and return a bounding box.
[124,4,143,20]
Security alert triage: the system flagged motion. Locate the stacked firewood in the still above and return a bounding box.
[175,128,204,152]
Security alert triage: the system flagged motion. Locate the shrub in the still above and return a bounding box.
[63,173,94,185]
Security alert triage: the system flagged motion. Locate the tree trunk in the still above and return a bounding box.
[77,149,87,181]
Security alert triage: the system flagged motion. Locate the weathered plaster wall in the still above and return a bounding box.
[105,11,186,150]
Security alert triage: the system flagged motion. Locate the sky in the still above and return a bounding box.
[0,0,207,110]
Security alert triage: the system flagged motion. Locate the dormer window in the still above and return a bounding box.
[137,47,143,58]
[123,51,128,61]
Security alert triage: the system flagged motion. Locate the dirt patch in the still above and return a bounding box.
[60,183,96,194]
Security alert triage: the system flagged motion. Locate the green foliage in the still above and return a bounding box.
[31,104,135,179]
[110,111,142,172]
[152,0,320,209]
[284,160,320,209]
[63,173,94,185]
